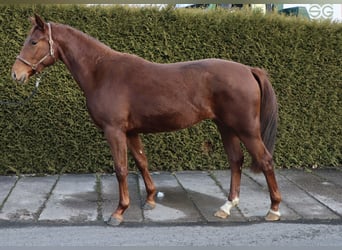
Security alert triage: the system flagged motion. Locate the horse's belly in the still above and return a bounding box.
[129,107,211,134]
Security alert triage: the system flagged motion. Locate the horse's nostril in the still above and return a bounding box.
[11,71,17,81]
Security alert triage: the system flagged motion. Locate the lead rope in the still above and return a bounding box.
[0,75,41,107]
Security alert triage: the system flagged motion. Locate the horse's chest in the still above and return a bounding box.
[85,94,129,129]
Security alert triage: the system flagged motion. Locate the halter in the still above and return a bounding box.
[16,23,55,71]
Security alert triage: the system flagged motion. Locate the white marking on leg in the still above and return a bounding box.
[219,197,239,215]
[268,209,281,217]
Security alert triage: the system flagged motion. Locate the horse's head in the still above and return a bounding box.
[12,14,56,84]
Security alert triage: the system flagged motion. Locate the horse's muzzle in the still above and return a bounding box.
[11,70,28,84]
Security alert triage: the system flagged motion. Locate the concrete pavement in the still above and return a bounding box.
[0,168,341,225]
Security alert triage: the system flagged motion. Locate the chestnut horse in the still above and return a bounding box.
[11,14,281,225]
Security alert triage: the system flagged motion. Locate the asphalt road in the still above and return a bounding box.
[0,222,341,246]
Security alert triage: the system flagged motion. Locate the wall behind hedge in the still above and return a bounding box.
[0,5,341,174]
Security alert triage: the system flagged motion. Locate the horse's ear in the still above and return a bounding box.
[29,16,36,26]
[34,14,46,31]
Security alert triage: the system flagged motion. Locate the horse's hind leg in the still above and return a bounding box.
[214,122,244,219]
[127,133,156,210]
[240,134,282,221]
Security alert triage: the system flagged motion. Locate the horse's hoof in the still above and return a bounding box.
[265,209,281,221]
[106,215,123,226]
[143,201,156,210]
[214,209,229,219]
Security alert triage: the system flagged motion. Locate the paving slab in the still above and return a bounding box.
[312,168,342,188]
[0,169,341,225]
[279,170,342,217]
[101,173,143,223]
[244,170,334,220]
[0,176,57,221]
[176,171,245,222]
[39,174,98,222]
[139,172,202,223]
[0,176,17,207]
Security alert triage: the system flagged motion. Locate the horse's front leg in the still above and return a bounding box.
[104,127,130,226]
[127,133,156,210]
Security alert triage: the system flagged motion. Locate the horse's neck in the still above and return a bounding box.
[53,24,114,94]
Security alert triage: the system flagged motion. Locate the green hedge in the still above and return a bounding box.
[0,5,341,174]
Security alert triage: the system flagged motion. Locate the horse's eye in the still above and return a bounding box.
[31,40,38,45]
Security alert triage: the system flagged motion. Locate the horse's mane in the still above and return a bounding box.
[54,22,116,55]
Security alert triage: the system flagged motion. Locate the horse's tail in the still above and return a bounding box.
[251,67,278,156]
